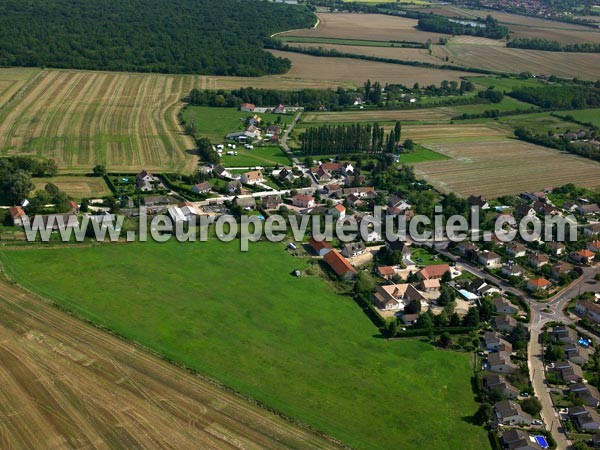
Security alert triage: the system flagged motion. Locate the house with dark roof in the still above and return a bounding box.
[262,195,282,210]
[575,301,600,323]
[341,242,366,258]
[527,252,549,269]
[570,383,600,407]
[483,374,519,400]
[569,406,600,431]
[506,242,526,258]
[192,181,212,194]
[373,283,424,311]
[492,297,519,315]
[551,360,584,383]
[494,315,517,332]
[500,429,542,450]
[478,250,502,268]
[494,400,532,425]
[468,195,489,209]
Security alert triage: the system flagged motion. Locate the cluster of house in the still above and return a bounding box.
[224,103,292,143]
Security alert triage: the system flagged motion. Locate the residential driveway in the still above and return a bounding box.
[349,245,383,267]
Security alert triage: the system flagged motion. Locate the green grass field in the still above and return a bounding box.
[220,145,290,167]
[451,96,537,115]
[466,76,547,93]
[555,108,600,127]
[497,112,579,134]
[398,146,450,164]
[182,106,285,143]
[0,241,488,450]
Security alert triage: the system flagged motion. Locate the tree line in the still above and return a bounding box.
[417,15,509,40]
[0,156,58,204]
[509,84,600,109]
[514,128,600,163]
[0,0,315,76]
[300,122,402,155]
[508,38,600,53]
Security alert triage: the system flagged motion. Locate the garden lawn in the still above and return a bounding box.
[398,146,450,164]
[182,106,284,143]
[0,241,489,450]
[220,145,290,167]
[556,108,600,127]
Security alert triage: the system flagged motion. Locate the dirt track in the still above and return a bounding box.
[0,277,342,449]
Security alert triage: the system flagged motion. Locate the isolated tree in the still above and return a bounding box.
[463,306,480,327]
[354,271,375,298]
[521,397,542,416]
[4,169,34,203]
[478,297,495,322]
[403,139,415,151]
[404,298,422,315]
[385,318,397,337]
[441,270,452,283]
[92,164,107,176]
[438,332,452,348]
[473,403,492,425]
[44,182,60,197]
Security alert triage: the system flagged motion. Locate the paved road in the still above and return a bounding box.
[527,265,599,450]
[280,111,302,166]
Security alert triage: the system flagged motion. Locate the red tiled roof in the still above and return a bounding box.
[418,264,450,280]
[324,250,356,276]
[576,250,595,258]
[8,206,26,219]
[529,278,551,288]
[308,237,332,252]
[377,266,395,276]
[334,204,346,212]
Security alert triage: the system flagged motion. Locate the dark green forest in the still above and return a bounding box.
[417,15,509,40]
[508,84,600,108]
[508,38,600,53]
[0,0,315,76]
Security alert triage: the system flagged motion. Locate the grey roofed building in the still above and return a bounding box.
[38,213,79,230]
[232,196,256,209]
[493,400,532,425]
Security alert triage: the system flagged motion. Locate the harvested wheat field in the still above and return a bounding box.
[412,140,600,197]
[303,108,454,123]
[0,69,199,173]
[284,42,445,64]
[268,50,476,86]
[433,44,600,80]
[402,123,510,143]
[280,12,448,43]
[0,68,41,110]
[32,176,111,200]
[0,273,340,450]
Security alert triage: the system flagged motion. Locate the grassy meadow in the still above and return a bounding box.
[0,241,489,450]
[220,145,290,167]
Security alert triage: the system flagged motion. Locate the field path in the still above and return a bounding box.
[0,268,343,449]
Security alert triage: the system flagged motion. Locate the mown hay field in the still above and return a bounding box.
[0,69,199,174]
[280,12,448,43]
[268,50,477,86]
[413,140,600,197]
[196,74,350,90]
[401,123,510,143]
[32,175,111,200]
[302,108,454,124]
[432,44,600,80]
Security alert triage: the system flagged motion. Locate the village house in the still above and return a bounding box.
[241,170,263,185]
[494,315,517,332]
[500,429,543,450]
[376,266,396,280]
[551,360,584,383]
[456,241,479,259]
[323,183,341,196]
[570,249,595,266]
[502,264,524,278]
[551,262,573,279]
[179,201,199,222]
[494,400,532,425]
[564,343,590,366]
[417,264,451,281]
[277,168,295,184]
[483,331,513,352]
[273,104,285,114]
[387,195,411,211]
[226,180,242,194]
[527,277,551,292]
[492,297,519,315]
[8,206,28,226]
[506,242,526,258]
[575,301,600,323]
[323,250,356,280]
[262,195,282,210]
[214,165,232,179]
[478,250,502,269]
[588,240,600,253]
[549,325,578,345]
[291,194,315,209]
[136,170,159,191]
[470,279,501,298]
[329,203,346,219]
[308,237,332,257]
[167,206,187,223]
[38,213,79,231]
[521,191,547,203]
[570,383,600,407]
[67,200,79,214]
[240,103,255,112]
[420,278,440,293]
[468,195,489,210]
[576,204,600,215]
[341,242,366,258]
[569,406,600,432]
[230,197,255,210]
[483,374,519,400]
[373,283,424,311]
[144,195,172,207]
[547,241,566,256]
[192,181,212,194]
[515,204,537,219]
[311,166,331,182]
[528,252,549,269]
[584,223,600,237]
